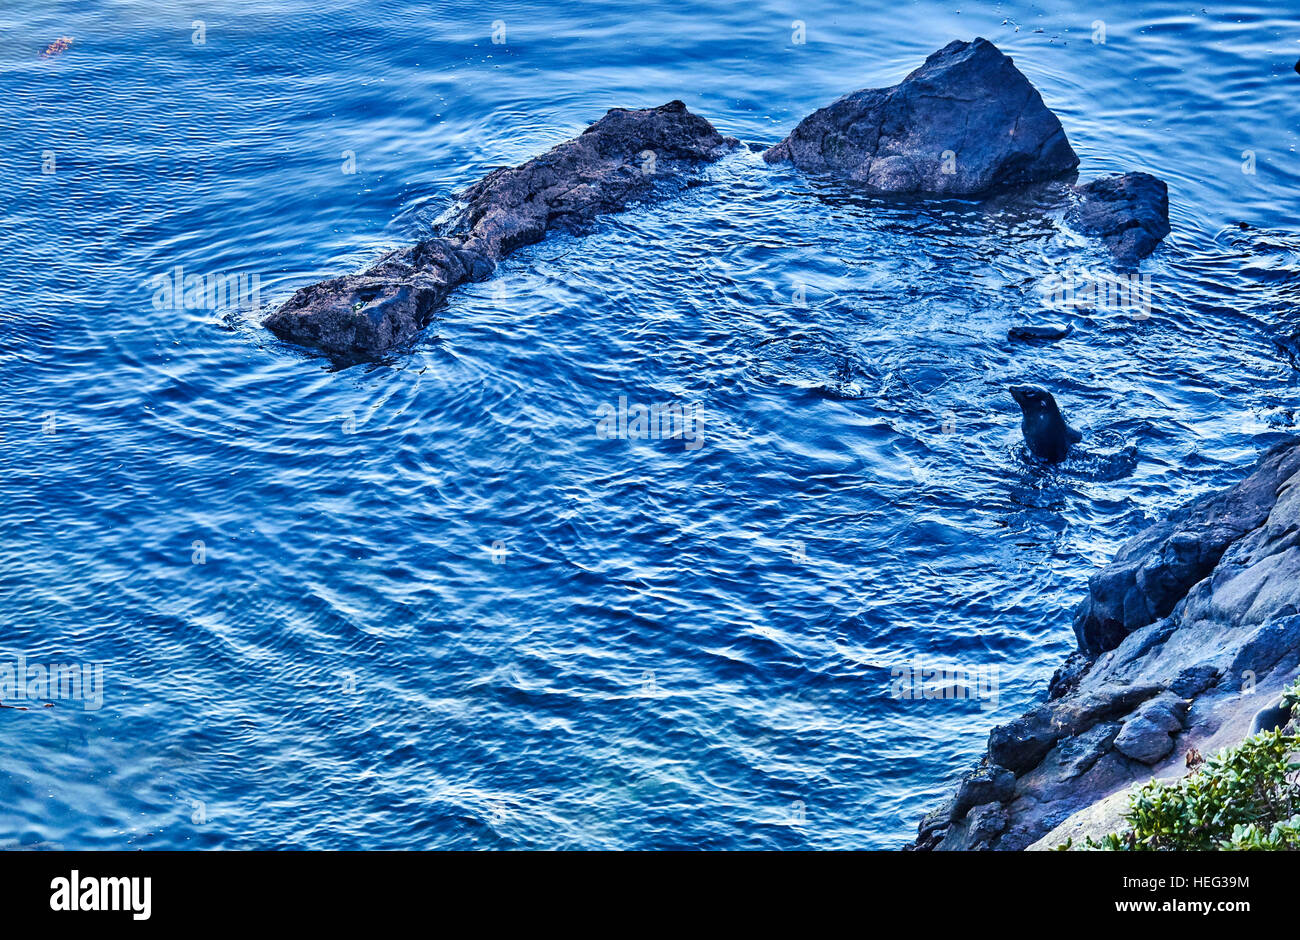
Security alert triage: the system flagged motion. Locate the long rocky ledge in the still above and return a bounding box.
[263,101,737,362]
[913,439,1300,850]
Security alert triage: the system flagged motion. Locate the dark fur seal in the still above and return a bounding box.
[1249,698,1294,735]
[1009,385,1081,463]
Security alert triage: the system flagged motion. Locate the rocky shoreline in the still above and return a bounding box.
[914,439,1300,850]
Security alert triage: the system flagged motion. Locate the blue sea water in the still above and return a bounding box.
[2,0,1299,849]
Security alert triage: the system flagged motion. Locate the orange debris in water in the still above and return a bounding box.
[41,37,73,58]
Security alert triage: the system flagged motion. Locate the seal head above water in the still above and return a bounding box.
[1009,385,1081,463]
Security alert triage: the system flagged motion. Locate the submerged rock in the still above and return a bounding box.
[912,438,1300,850]
[764,37,1079,194]
[1072,171,1171,265]
[264,101,737,361]
[1008,322,1072,342]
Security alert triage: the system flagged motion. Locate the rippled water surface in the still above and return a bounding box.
[3,0,1300,849]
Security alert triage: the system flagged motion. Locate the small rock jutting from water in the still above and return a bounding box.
[1008,323,1072,342]
[1072,171,1171,265]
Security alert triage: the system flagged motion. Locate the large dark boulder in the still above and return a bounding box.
[763,37,1078,194]
[1072,171,1171,264]
[264,101,736,361]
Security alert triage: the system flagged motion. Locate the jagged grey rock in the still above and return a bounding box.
[763,38,1079,194]
[264,101,737,361]
[1055,722,1121,779]
[1072,171,1171,264]
[1112,692,1187,763]
[1074,440,1300,655]
[952,764,1016,816]
[937,801,1008,851]
[912,438,1300,850]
